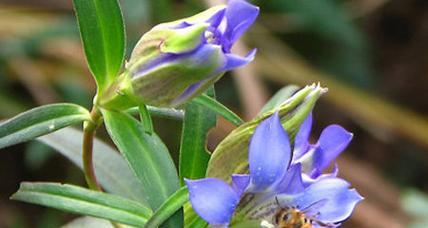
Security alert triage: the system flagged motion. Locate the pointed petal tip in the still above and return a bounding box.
[311,124,353,171]
[249,111,291,191]
[223,48,257,71]
[351,188,364,201]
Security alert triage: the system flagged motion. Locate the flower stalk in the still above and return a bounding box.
[82,107,102,191]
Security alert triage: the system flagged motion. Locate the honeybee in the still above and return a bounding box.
[273,198,335,228]
[274,207,313,228]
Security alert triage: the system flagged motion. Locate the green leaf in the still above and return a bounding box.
[192,94,243,126]
[184,203,207,228]
[0,103,90,149]
[72,0,125,93]
[38,127,148,205]
[145,187,189,228]
[11,182,152,227]
[179,90,217,182]
[102,109,182,228]
[102,109,180,209]
[206,85,324,181]
[259,85,300,115]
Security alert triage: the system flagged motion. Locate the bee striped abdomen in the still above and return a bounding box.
[274,208,313,228]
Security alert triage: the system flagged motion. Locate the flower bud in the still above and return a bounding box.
[126,0,259,107]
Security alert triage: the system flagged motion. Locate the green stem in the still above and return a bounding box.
[192,94,244,126]
[83,107,123,228]
[126,106,184,120]
[144,187,189,228]
[82,107,102,191]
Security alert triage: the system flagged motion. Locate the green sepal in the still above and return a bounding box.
[206,84,326,181]
[160,23,209,54]
[130,46,224,107]
[127,23,208,74]
[97,73,138,111]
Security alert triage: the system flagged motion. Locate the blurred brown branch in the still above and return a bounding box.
[251,25,428,152]
[8,57,59,105]
[0,5,60,38]
[339,154,409,227]
[344,0,389,18]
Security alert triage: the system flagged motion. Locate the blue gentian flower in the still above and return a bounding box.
[185,113,362,227]
[125,0,259,107]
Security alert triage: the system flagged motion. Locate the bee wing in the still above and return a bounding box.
[300,199,328,217]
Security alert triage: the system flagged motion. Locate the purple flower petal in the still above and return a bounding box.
[205,8,227,28]
[231,174,250,196]
[222,0,259,51]
[301,167,339,188]
[185,178,239,225]
[313,125,353,171]
[293,113,313,160]
[290,178,363,223]
[249,112,291,192]
[276,163,304,194]
[223,49,256,71]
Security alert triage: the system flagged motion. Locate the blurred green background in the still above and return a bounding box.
[0,0,428,227]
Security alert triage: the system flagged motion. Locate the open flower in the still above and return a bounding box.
[126,0,259,107]
[185,113,362,227]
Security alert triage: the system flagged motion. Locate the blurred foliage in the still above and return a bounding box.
[402,190,428,228]
[258,0,374,88]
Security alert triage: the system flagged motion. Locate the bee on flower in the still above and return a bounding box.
[185,112,362,227]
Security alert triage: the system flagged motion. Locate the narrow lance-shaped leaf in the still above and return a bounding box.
[38,127,148,205]
[180,89,217,182]
[192,94,243,126]
[11,182,152,227]
[101,110,179,208]
[145,187,189,228]
[102,109,182,228]
[206,84,325,181]
[0,103,90,149]
[72,0,125,93]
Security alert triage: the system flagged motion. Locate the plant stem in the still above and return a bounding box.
[83,107,123,228]
[82,107,102,191]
